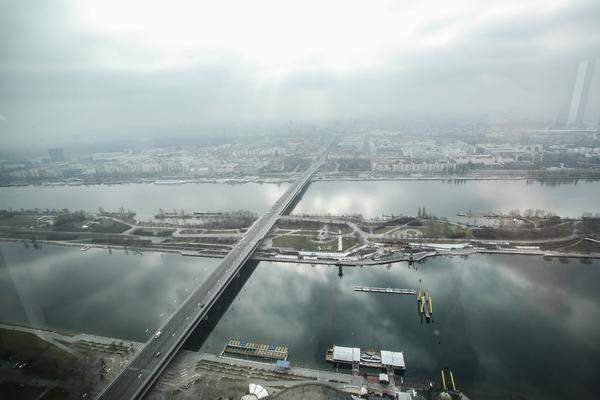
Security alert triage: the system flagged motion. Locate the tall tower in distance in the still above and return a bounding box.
[567,59,595,128]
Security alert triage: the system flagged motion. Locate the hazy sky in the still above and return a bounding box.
[1,0,599,147]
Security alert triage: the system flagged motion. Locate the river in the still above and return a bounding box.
[0,182,289,221]
[200,256,600,400]
[294,179,600,219]
[0,242,219,341]
[1,179,600,399]
[1,179,599,221]
[1,243,599,399]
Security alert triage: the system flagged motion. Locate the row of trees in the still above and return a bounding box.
[508,209,557,218]
[508,209,600,219]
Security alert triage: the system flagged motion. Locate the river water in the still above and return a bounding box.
[1,179,600,399]
[294,179,600,219]
[1,243,598,399]
[1,179,600,221]
[0,242,219,341]
[200,257,600,400]
[0,183,289,221]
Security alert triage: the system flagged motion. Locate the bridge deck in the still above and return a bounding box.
[97,149,329,400]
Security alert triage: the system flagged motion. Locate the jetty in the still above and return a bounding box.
[326,345,406,388]
[417,290,433,320]
[353,286,416,295]
[220,339,288,363]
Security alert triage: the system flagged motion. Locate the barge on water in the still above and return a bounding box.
[221,339,288,363]
[353,286,416,295]
[417,290,433,320]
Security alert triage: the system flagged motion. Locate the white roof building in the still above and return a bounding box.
[380,350,406,369]
[332,346,361,363]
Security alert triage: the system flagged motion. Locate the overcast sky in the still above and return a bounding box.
[1,0,599,147]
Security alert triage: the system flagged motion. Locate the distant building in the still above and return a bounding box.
[48,148,65,162]
[567,59,595,128]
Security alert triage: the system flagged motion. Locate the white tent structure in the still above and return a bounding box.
[248,383,269,399]
[380,350,405,370]
[331,346,360,363]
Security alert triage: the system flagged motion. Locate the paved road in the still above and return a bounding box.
[97,149,329,400]
[279,215,370,245]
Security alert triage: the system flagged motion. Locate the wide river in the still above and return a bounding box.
[1,179,600,399]
[1,243,598,399]
[1,179,599,220]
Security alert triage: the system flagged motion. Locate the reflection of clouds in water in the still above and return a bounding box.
[0,243,219,340]
[295,188,383,216]
[0,183,291,220]
[294,181,600,218]
[204,255,600,398]
[447,256,600,384]
[475,182,554,214]
[7,241,598,396]
[203,261,444,370]
[564,296,600,348]
[465,255,600,344]
[217,263,332,345]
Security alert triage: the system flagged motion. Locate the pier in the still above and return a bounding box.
[353,286,416,295]
[326,345,405,374]
[417,290,433,320]
[221,339,288,362]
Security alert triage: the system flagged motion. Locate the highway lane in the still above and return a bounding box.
[97,149,328,399]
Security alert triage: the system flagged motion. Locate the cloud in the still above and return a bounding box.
[0,0,599,147]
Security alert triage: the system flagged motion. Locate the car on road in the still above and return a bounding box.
[155,351,162,357]
[154,330,162,339]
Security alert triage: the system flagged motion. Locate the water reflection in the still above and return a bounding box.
[184,260,260,351]
[293,180,600,218]
[0,243,219,341]
[201,257,600,399]
[0,183,289,220]
[1,243,599,398]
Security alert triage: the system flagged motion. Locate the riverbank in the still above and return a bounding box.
[3,237,599,268]
[0,323,445,400]
[0,323,140,399]
[3,172,600,188]
[316,174,600,182]
[2,241,598,399]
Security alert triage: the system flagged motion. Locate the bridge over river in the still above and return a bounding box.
[97,146,331,400]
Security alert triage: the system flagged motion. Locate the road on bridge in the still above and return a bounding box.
[97,146,331,400]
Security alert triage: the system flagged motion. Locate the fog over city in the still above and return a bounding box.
[1,0,600,148]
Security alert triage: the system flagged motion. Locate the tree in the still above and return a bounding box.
[508,209,521,217]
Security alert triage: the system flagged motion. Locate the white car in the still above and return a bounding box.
[154,330,162,339]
